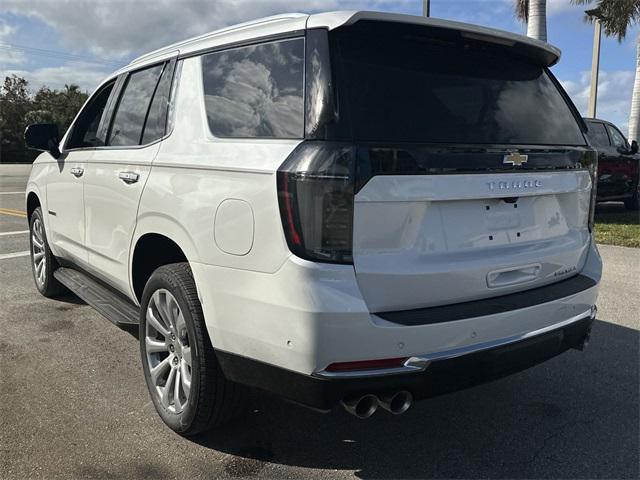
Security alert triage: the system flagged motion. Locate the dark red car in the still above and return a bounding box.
[584,118,640,210]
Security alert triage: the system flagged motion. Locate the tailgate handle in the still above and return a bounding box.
[487,264,541,288]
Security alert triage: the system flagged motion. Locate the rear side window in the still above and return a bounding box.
[586,122,610,147]
[332,22,586,146]
[66,81,115,149]
[142,61,176,144]
[109,64,164,146]
[201,38,305,138]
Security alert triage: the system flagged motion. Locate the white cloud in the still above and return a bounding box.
[547,0,579,17]
[5,63,110,93]
[2,0,396,59]
[1,0,581,65]
[561,70,636,134]
[0,19,27,66]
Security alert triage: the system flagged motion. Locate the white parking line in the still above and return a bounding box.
[0,251,30,260]
[0,192,25,195]
[0,230,29,237]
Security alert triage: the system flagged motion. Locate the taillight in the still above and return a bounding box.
[277,142,356,264]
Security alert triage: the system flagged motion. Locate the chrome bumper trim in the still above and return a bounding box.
[314,306,596,379]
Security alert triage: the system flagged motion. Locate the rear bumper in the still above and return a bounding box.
[194,240,601,407]
[216,307,596,411]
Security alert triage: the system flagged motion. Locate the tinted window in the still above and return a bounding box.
[606,125,627,149]
[586,122,610,147]
[332,22,586,145]
[201,38,304,138]
[66,81,115,149]
[141,61,175,144]
[109,64,163,146]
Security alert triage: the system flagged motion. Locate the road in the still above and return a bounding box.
[1,164,638,479]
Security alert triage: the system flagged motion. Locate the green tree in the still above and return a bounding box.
[572,0,640,141]
[0,75,33,162]
[0,76,89,162]
[33,83,88,134]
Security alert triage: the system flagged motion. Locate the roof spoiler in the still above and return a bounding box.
[312,11,561,67]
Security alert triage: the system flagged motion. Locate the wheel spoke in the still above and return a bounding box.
[180,361,191,397]
[33,251,44,261]
[147,308,169,338]
[150,356,170,385]
[145,337,167,354]
[166,293,179,330]
[162,365,177,408]
[175,312,186,336]
[154,291,173,330]
[182,346,192,367]
[32,237,44,250]
[174,368,182,408]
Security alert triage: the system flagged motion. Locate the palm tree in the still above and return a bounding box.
[516,0,548,42]
[573,0,640,141]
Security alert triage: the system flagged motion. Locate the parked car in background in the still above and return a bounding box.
[584,117,640,210]
[25,11,601,436]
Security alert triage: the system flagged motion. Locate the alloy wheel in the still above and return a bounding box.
[145,289,192,414]
[31,217,46,288]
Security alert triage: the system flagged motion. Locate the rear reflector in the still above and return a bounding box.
[325,357,409,372]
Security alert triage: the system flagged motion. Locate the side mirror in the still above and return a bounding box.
[24,123,61,159]
[630,140,638,155]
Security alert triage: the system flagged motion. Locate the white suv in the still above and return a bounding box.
[25,11,601,435]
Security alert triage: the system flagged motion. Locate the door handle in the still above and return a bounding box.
[70,167,84,178]
[118,171,140,184]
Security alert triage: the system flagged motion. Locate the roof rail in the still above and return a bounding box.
[129,13,307,66]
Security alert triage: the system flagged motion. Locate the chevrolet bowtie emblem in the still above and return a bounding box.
[503,151,528,166]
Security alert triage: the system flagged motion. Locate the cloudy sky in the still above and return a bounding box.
[0,0,637,134]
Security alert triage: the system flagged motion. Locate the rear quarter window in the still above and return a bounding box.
[201,38,305,139]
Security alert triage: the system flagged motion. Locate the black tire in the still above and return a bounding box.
[139,262,245,436]
[29,207,66,298]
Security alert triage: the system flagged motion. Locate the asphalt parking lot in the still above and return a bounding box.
[1,164,638,479]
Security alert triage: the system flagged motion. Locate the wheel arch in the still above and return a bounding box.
[130,232,196,303]
[26,191,41,220]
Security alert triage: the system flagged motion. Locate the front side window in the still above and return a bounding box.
[109,64,164,146]
[331,22,586,146]
[606,125,627,149]
[586,122,611,147]
[66,81,115,149]
[201,38,305,138]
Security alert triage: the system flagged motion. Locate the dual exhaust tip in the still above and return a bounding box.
[341,391,413,418]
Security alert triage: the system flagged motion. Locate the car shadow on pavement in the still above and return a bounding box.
[191,319,638,479]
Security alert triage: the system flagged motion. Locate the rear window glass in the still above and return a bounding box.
[586,122,610,147]
[332,23,586,146]
[201,38,304,138]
